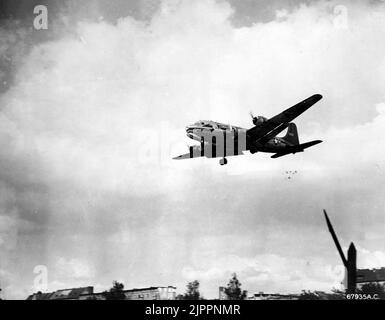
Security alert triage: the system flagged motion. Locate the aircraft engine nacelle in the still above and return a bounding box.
[252,116,267,126]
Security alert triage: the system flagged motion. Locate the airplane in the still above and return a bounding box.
[173,94,323,165]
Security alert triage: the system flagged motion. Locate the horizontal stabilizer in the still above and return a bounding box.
[297,140,323,150]
[271,140,322,158]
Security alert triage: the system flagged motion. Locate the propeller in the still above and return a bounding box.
[249,111,266,126]
[249,111,259,125]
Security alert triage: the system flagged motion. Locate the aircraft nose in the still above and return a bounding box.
[185,125,195,132]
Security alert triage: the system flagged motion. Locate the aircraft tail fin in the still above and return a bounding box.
[282,123,299,145]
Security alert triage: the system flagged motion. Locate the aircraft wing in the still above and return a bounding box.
[173,153,193,160]
[173,145,204,160]
[247,94,322,144]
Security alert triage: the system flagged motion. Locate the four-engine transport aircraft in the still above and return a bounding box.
[173,94,323,165]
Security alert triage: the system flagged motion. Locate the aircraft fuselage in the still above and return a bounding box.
[185,120,294,155]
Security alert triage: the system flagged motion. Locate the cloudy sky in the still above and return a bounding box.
[1,0,385,299]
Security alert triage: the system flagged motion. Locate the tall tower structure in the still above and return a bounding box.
[323,209,356,293]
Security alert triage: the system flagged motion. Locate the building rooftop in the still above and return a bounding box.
[26,285,177,300]
[124,286,176,292]
[357,267,385,283]
[27,286,94,300]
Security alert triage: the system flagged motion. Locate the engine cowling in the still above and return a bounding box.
[252,116,267,126]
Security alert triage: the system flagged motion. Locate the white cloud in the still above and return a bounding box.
[357,247,385,269]
[55,257,95,280]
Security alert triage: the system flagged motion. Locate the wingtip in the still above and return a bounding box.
[313,94,323,100]
[302,94,322,105]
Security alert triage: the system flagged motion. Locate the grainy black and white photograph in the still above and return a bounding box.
[0,0,385,309]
